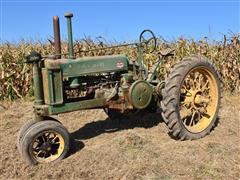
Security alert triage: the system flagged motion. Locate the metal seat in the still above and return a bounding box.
[159,48,175,57]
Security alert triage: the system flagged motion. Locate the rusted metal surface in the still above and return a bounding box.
[53,16,61,59]
[107,97,126,113]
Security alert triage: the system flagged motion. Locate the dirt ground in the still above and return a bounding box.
[0,95,239,180]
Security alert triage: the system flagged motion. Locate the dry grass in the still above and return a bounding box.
[0,95,239,179]
[1,34,240,100]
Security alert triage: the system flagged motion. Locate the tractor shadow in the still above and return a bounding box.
[69,110,164,155]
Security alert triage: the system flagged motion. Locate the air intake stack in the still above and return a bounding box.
[64,12,75,59]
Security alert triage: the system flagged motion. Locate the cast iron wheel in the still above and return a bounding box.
[19,120,70,165]
[161,55,221,140]
[17,117,61,155]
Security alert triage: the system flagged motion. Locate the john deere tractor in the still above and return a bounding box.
[17,13,221,165]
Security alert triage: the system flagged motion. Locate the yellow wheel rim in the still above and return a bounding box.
[31,130,65,163]
[179,66,219,133]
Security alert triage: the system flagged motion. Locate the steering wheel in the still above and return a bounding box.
[139,29,157,53]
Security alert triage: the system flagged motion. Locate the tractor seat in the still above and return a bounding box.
[159,48,175,57]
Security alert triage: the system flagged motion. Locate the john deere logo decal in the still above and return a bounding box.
[116,61,124,68]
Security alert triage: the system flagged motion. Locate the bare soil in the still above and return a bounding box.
[0,95,239,180]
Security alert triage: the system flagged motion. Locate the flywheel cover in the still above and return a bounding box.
[128,80,153,109]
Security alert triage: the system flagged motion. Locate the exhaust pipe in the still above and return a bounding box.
[53,16,61,59]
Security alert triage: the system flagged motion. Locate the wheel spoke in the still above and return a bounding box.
[36,150,43,156]
[189,73,197,89]
[33,146,40,151]
[189,111,196,126]
[180,101,187,106]
[45,132,50,138]
[201,79,209,91]
[51,136,59,143]
[197,74,203,90]
[40,135,45,143]
[194,73,199,88]
[183,80,190,90]
[189,79,196,90]
[180,108,192,120]
[184,118,187,124]
[182,86,192,96]
[201,112,211,119]
[199,107,207,114]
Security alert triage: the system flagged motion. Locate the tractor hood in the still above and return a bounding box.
[44,54,129,77]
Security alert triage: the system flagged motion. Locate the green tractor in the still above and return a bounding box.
[17,13,221,165]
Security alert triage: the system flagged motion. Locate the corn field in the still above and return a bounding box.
[0,35,239,100]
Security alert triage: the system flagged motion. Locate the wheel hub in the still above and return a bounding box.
[183,89,210,109]
[194,94,210,105]
[41,142,52,152]
[31,131,64,163]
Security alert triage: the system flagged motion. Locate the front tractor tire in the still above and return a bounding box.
[19,120,70,165]
[161,55,221,140]
[17,117,62,155]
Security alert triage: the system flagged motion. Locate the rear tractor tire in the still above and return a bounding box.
[18,120,70,165]
[161,55,221,140]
